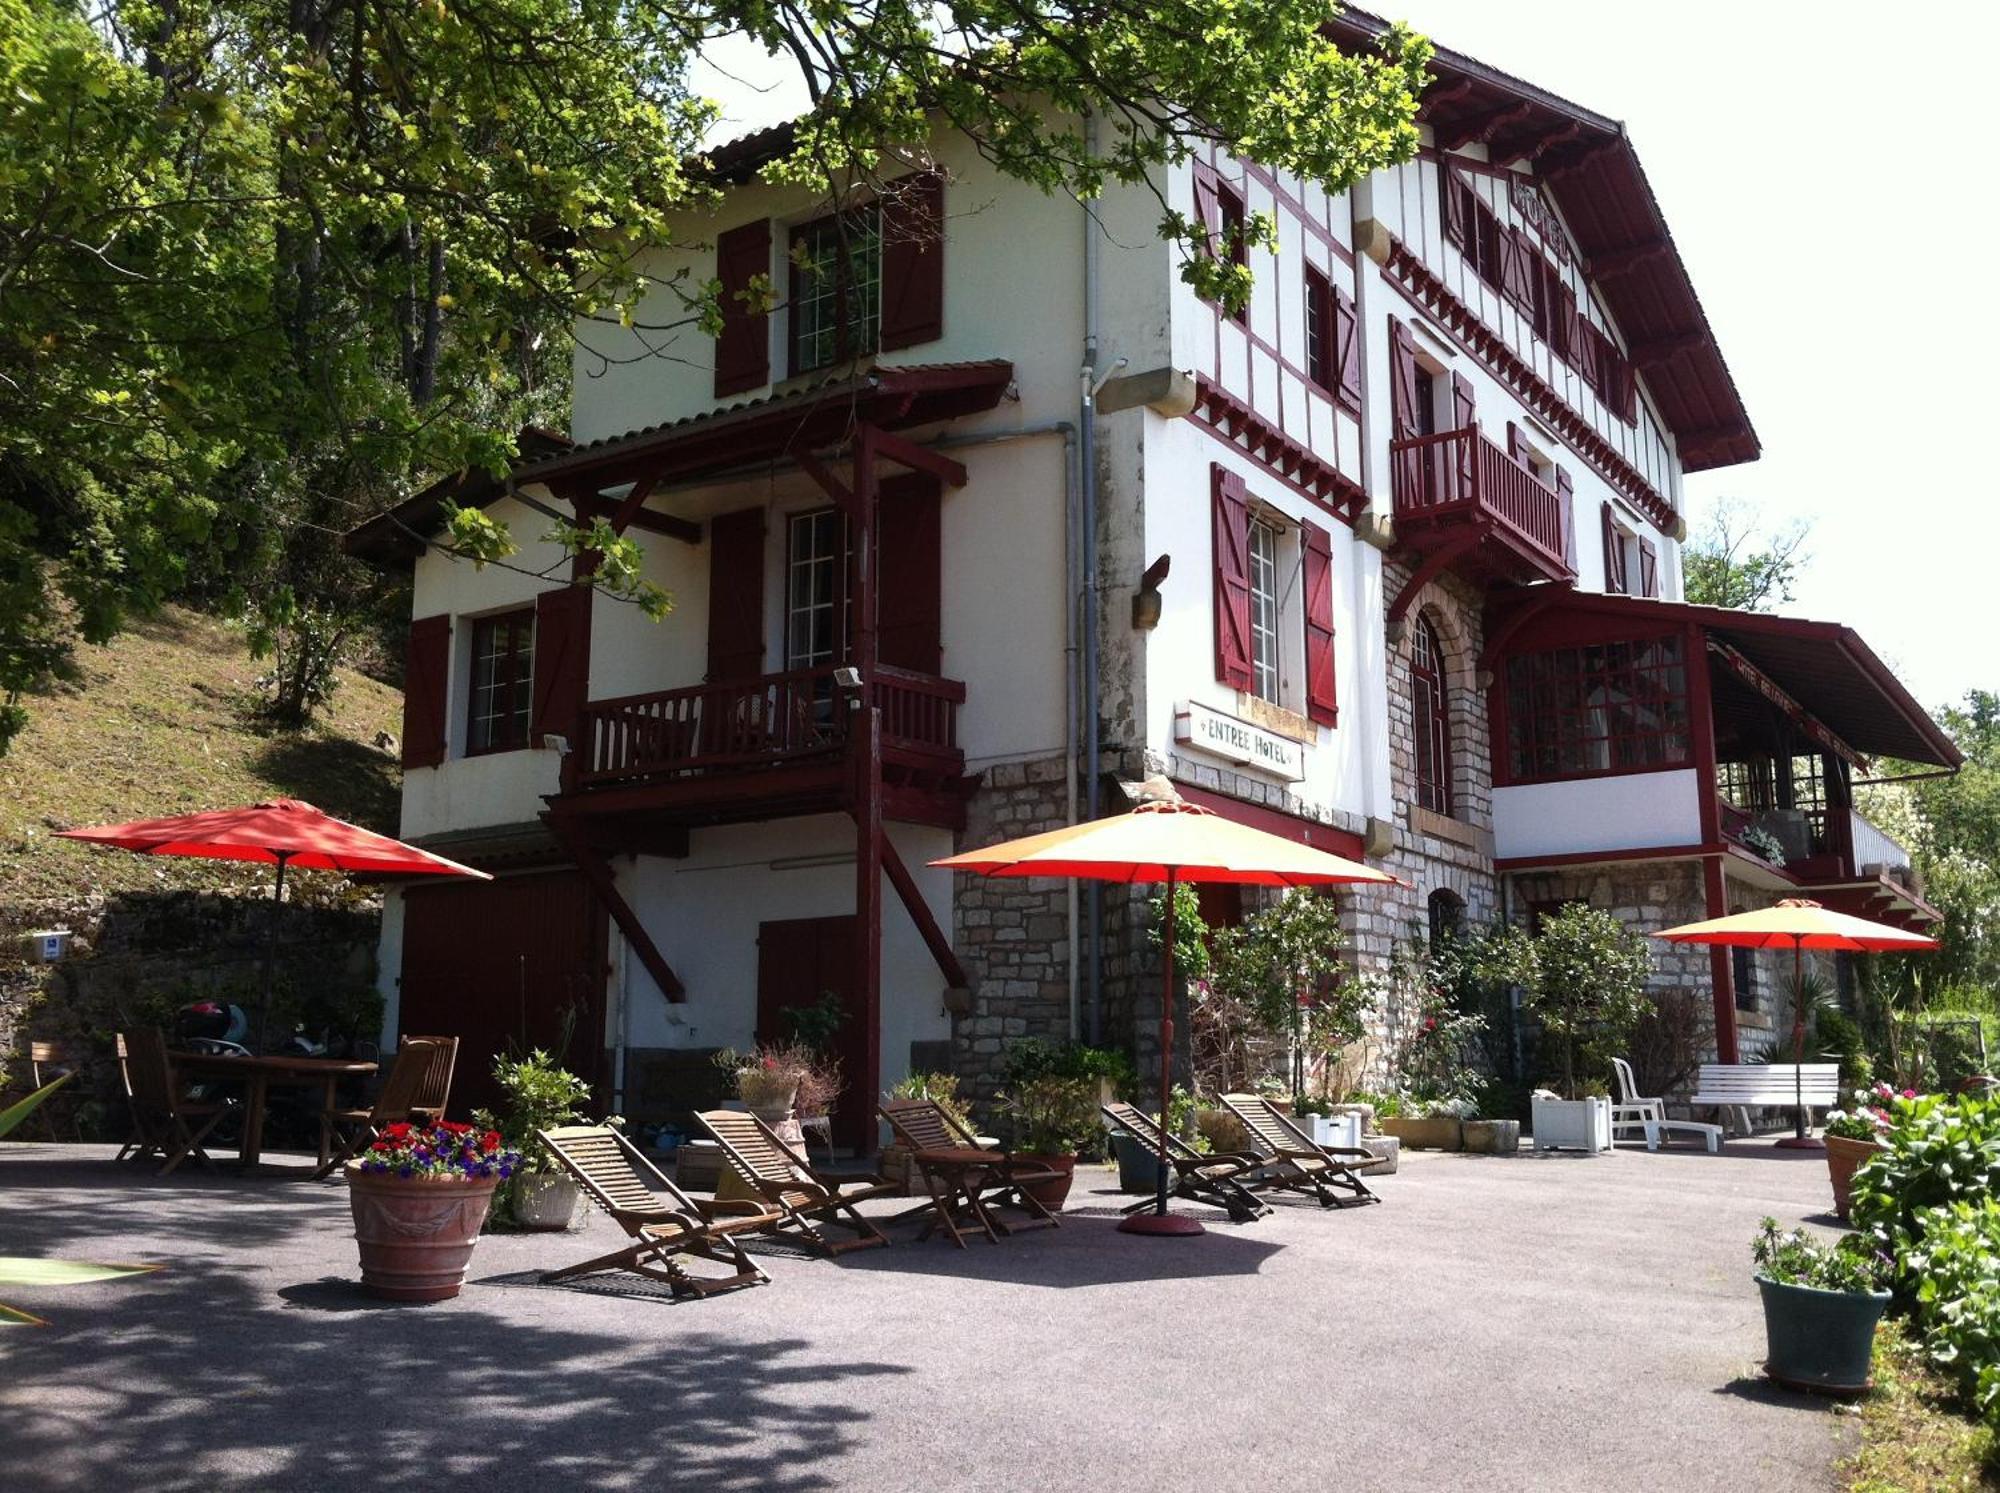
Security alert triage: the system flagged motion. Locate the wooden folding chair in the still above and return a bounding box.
[1220,1093,1381,1209]
[879,1098,1061,1248]
[1102,1101,1271,1222]
[112,1034,149,1162]
[313,1039,437,1180]
[538,1124,777,1299]
[122,1028,231,1176]
[400,1034,460,1124]
[26,1041,86,1143]
[695,1109,895,1256]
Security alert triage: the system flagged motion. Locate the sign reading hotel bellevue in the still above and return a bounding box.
[1174,701,1307,781]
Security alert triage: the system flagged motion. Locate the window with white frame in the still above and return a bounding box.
[790,208,881,376]
[1248,518,1283,704]
[785,509,849,670]
[467,609,534,754]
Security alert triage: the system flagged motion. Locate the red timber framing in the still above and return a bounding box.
[1188,377,1368,525]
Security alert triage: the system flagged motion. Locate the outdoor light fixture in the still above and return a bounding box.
[541,734,571,755]
[832,666,863,688]
[1132,553,1171,630]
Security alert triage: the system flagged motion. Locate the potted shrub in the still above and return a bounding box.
[714,1042,838,1151]
[1380,1097,1468,1151]
[1528,1088,1612,1153]
[1822,1084,1896,1221]
[998,1074,1100,1209]
[347,1121,519,1301]
[1510,905,1650,1154]
[475,1050,593,1230]
[1751,1217,1890,1394]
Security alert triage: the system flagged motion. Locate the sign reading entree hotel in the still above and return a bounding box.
[1174,701,1307,781]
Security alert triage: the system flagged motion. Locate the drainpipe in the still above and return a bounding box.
[1081,109,1104,1046]
[1348,181,1391,834]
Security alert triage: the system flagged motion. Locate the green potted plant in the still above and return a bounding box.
[998,1074,1100,1209]
[1822,1083,1896,1221]
[1750,1217,1890,1394]
[474,1050,594,1230]
[348,1121,520,1301]
[1512,905,1649,1154]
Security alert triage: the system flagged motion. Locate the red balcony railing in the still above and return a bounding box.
[1389,426,1576,580]
[569,664,963,790]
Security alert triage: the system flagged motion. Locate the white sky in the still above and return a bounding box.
[689,3,1993,712]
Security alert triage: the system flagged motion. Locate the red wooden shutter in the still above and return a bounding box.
[876,472,942,673]
[1494,226,1524,307]
[1333,284,1362,410]
[1193,164,1221,247]
[1441,168,1470,251]
[1211,465,1254,690]
[1550,281,1576,363]
[1601,503,1628,595]
[1637,537,1660,598]
[1507,421,1530,467]
[401,614,451,769]
[706,507,766,680]
[879,173,945,351]
[530,585,592,745]
[1302,520,1338,726]
[713,220,771,397]
[1450,371,1477,499]
[1388,318,1422,439]
[1553,466,1575,567]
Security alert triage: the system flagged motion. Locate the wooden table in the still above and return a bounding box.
[169,1052,377,1171]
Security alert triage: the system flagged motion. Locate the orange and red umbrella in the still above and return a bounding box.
[935,796,1398,1234]
[57,799,489,1049]
[1654,898,1935,1147]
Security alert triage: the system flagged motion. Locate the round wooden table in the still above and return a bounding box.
[169,1051,377,1171]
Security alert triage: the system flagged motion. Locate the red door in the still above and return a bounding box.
[756,916,869,1151]
[397,871,608,1118]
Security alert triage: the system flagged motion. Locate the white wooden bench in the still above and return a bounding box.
[1687,1063,1841,1136]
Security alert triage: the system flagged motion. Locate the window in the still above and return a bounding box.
[789,207,881,376]
[1503,634,1691,782]
[1733,944,1757,1012]
[1216,183,1248,323]
[467,609,534,754]
[1428,889,1466,946]
[1248,519,1283,704]
[1304,266,1333,392]
[1412,614,1453,816]
[785,509,849,669]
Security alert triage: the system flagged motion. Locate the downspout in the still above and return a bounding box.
[612,911,632,1114]
[1081,109,1104,1046]
[1348,179,1390,834]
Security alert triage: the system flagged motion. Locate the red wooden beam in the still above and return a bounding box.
[1387,531,1481,624]
[543,811,686,1000]
[868,428,968,489]
[880,833,968,988]
[1437,101,1535,152]
[607,472,661,535]
[851,707,884,1144]
[796,451,860,521]
[1587,238,1672,279]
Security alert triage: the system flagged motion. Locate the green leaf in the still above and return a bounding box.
[0,1072,74,1139]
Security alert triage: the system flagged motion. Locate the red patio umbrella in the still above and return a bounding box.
[1653,898,1935,1148]
[934,794,1398,1235]
[56,798,490,1050]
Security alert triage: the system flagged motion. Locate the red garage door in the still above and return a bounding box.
[397,871,608,1118]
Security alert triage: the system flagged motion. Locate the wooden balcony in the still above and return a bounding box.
[1387,427,1577,618]
[555,664,969,836]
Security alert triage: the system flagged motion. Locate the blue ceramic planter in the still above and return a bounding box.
[1756,1274,1890,1395]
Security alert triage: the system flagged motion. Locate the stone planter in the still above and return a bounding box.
[1461,1119,1521,1156]
[1016,1152,1077,1210]
[348,1170,501,1302]
[1111,1131,1162,1193]
[748,1100,805,1151]
[878,1142,919,1196]
[1353,1135,1399,1175]
[1379,1115,1463,1151]
[1757,1275,1891,1395]
[1530,1095,1612,1154]
[510,1173,583,1231]
[1824,1134,1888,1221]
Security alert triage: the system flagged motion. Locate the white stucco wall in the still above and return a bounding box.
[1492,767,1704,861]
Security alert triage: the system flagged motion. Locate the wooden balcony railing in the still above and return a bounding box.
[1389,426,1576,580]
[568,664,964,791]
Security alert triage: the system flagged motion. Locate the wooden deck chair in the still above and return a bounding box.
[400,1035,460,1124]
[313,1039,437,1180]
[695,1110,895,1256]
[538,1124,776,1299]
[114,1034,149,1162]
[1220,1093,1381,1210]
[122,1028,231,1176]
[1102,1101,1271,1222]
[26,1041,86,1142]
[878,1098,1061,1247]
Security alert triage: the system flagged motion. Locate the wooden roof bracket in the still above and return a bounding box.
[542,809,687,1001]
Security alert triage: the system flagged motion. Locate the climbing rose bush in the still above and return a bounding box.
[357,1121,519,1181]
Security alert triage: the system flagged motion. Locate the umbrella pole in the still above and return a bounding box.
[255,852,289,1055]
[1777,936,1823,1150]
[1119,867,1203,1237]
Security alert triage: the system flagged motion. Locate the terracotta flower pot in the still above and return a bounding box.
[1823,1133,1888,1222]
[1016,1152,1077,1210]
[349,1170,501,1302]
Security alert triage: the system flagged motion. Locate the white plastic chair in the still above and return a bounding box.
[1610,1057,1664,1139]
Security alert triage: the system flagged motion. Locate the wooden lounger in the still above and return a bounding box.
[1102,1101,1271,1222]
[1220,1093,1382,1210]
[537,1124,778,1299]
[695,1109,896,1256]
[879,1098,1062,1248]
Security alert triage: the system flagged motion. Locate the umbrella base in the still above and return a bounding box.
[1775,1135,1825,1151]
[1117,1212,1206,1237]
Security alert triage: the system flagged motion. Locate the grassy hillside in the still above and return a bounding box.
[0,608,403,920]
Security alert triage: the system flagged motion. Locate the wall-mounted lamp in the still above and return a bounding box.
[1132,553,1171,631]
[832,665,863,689]
[541,733,571,756]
